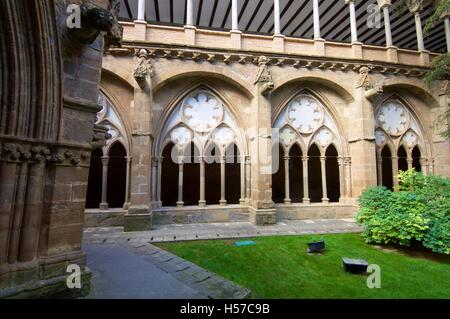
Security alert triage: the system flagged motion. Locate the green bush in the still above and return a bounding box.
[357,170,450,254]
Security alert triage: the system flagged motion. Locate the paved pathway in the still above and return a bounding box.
[84,218,362,245]
[82,219,361,299]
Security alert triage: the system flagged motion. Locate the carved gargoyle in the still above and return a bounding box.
[254,56,274,96]
[105,0,123,49]
[67,4,114,45]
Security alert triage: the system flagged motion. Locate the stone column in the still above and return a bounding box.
[157,157,162,205]
[376,154,383,185]
[150,157,158,207]
[240,155,246,205]
[413,11,425,51]
[177,157,184,207]
[232,0,239,31]
[284,156,291,204]
[100,156,109,210]
[320,156,329,203]
[338,157,345,201]
[220,155,227,206]
[302,156,310,204]
[407,1,428,65]
[346,0,362,58]
[407,157,413,170]
[250,56,277,225]
[444,13,450,52]
[273,0,285,51]
[392,156,399,189]
[420,158,429,175]
[344,157,353,199]
[245,155,251,202]
[199,156,206,207]
[138,0,146,21]
[124,49,154,232]
[378,0,397,62]
[185,0,196,45]
[313,0,325,55]
[123,156,132,210]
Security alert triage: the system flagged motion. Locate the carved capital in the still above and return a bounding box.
[406,0,424,14]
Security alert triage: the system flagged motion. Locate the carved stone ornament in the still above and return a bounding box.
[356,66,372,90]
[133,49,153,88]
[254,56,274,96]
[406,0,423,13]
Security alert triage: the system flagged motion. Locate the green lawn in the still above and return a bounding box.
[156,233,450,299]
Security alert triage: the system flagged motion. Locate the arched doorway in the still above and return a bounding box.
[289,144,303,203]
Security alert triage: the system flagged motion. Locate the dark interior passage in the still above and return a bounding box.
[183,142,200,206]
[272,145,285,204]
[289,144,303,203]
[86,148,103,209]
[398,145,408,173]
[381,146,393,190]
[326,145,340,203]
[412,146,422,172]
[308,144,323,203]
[161,143,178,206]
[107,142,127,208]
[205,143,221,205]
[225,144,241,204]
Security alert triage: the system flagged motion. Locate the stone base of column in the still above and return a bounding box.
[230,30,242,49]
[273,34,285,52]
[351,42,363,59]
[386,46,398,63]
[284,199,292,204]
[419,50,430,66]
[322,198,330,204]
[123,202,131,210]
[176,201,184,208]
[239,198,246,205]
[184,25,196,46]
[199,200,207,208]
[133,20,147,41]
[99,203,109,210]
[314,38,325,56]
[124,206,152,232]
[303,198,311,204]
[219,200,227,206]
[249,208,277,226]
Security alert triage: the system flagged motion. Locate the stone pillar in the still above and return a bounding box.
[245,155,251,202]
[344,157,353,199]
[407,158,413,170]
[177,157,184,207]
[284,156,291,204]
[199,156,206,207]
[240,155,246,205]
[313,0,325,55]
[302,156,310,204]
[138,0,146,21]
[185,0,196,45]
[232,0,239,31]
[150,157,158,207]
[273,0,285,51]
[413,11,425,51]
[346,0,362,58]
[250,56,277,225]
[376,154,383,185]
[100,156,109,210]
[320,156,329,203]
[407,1,428,65]
[220,155,227,206]
[124,49,154,232]
[392,156,399,189]
[444,13,450,52]
[123,156,132,210]
[338,157,345,201]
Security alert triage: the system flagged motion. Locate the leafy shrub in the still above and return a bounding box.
[357,170,450,254]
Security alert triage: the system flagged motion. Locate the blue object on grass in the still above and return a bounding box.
[234,240,256,247]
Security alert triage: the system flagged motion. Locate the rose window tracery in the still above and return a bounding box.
[288,96,323,134]
[182,92,224,133]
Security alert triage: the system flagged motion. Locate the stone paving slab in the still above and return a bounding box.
[83,219,362,245]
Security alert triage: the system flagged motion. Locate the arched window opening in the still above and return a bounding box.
[289,144,303,203]
[272,145,285,204]
[225,144,241,205]
[205,143,221,205]
[325,145,340,203]
[308,144,322,203]
[183,142,200,206]
[381,146,393,190]
[107,142,127,208]
[412,146,422,172]
[398,145,408,173]
[86,149,103,209]
[161,143,178,207]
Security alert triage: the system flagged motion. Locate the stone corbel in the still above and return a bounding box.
[253,56,274,96]
[133,49,153,89]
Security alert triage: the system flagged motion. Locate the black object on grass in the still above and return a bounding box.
[342,257,369,274]
[307,240,325,253]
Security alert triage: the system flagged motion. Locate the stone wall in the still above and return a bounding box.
[0,0,121,298]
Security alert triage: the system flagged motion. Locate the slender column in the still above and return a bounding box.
[232,0,239,31]
[420,158,429,175]
[445,15,450,52]
[100,156,109,210]
[123,156,132,209]
[344,157,353,198]
[376,156,383,186]
[186,0,194,26]
[414,11,425,51]
[245,155,251,201]
[407,157,413,170]
[313,0,321,39]
[199,157,206,207]
[338,157,345,201]
[383,5,393,46]
[220,155,227,206]
[240,155,246,204]
[138,0,146,21]
[157,157,162,205]
[302,156,310,204]
[284,156,291,204]
[392,156,399,189]
[151,157,157,204]
[177,157,184,207]
[274,0,281,35]
[320,156,329,203]
[346,0,358,42]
